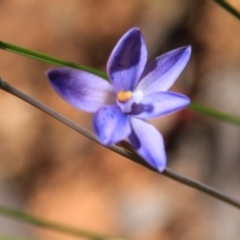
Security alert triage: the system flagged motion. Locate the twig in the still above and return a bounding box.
[214,0,240,20]
[0,78,240,210]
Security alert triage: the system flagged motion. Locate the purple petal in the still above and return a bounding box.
[107,27,147,93]
[46,68,115,112]
[129,118,166,172]
[93,105,131,145]
[136,46,191,95]
[131,91,190,119]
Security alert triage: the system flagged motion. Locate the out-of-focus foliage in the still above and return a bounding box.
[0,0,240,239]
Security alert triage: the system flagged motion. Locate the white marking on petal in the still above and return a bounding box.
[132,90,144,103]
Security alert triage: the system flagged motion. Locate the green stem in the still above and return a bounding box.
[1,40,240,125]
[214,0,240,20]
[189,101,240,125]
[0,41,107,79]
[0,205,117,240]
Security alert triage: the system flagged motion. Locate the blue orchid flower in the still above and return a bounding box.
[46,27,191,172]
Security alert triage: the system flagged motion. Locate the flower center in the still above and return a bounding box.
[117,90,132,102]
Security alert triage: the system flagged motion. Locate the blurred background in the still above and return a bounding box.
[0,0,240,239]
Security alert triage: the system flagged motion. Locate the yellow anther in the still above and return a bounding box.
[117,90,132,102]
